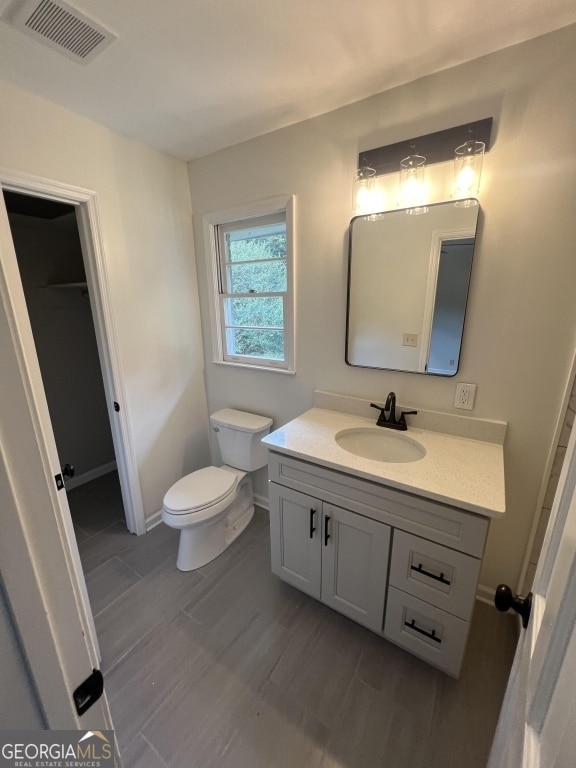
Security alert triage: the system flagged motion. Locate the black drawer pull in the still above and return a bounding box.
[411,563,451,586]
[309,508,316,539]
[324,515,331,546]
[404,619,442,644]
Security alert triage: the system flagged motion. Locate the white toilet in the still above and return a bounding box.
[162,408,273,571]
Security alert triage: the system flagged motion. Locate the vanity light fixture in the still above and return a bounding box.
[453,129,485,206]
[398,146,428,215]
[356,118,492,211]
[352,163,378,217]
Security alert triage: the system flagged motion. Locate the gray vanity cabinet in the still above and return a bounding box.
[269,482,391,633]
[267,449,490,677]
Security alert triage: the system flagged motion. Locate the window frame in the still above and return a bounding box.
[203,195,295,373]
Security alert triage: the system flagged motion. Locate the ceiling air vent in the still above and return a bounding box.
[1,0,117,64]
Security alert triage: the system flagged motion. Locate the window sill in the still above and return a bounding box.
[212,359,296,375]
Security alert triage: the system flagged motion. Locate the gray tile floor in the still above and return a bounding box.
[69,472,518,768]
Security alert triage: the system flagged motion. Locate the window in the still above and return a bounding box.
[204,196,294,372]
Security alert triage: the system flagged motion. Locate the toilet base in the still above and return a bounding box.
[175,476,254,571]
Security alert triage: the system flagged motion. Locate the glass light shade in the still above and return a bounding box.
[398,153,428,215]
[454,140,484,202]
[352,166,378,217]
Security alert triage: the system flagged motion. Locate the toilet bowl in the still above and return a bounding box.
[162,409,272,571]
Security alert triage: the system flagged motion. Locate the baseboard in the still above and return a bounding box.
[254,492,269,511]
[476,583,494,606]
[146,509,163,531]
[64,461,117,490]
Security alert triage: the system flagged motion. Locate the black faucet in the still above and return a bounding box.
[370,392,417,431]
[385,391,397,424]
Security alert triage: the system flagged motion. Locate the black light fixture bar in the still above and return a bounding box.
[358,117,493,176]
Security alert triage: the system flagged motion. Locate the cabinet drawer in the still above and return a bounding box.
[384,587,470,678]
[389,531,480,621]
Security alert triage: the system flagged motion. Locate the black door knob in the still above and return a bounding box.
[494,584,532,629]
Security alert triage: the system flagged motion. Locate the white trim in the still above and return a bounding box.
[0,167,145,535]
[203,195,295,373]
[420,227,476,374]
[212,359,296,375]
[64,461,117,491]
[523,726,540,768]
[475,583,495,606]
[518,346,576,594]
[253,491,269,511]
[146,509,164,531]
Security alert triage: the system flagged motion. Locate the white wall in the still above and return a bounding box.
[0,80,211,523]
[187,25,576,592]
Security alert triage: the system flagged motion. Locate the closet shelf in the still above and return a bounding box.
[47,281,89,296]
[48,282,88,289]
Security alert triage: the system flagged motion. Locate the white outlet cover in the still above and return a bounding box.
[454,382,477,410]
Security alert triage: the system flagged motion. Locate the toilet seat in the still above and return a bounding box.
[163,466,238,515]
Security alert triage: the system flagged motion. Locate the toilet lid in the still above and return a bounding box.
[163,466,237,514]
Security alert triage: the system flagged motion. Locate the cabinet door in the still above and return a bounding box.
[321,503,391,633]
[269,483,322,598]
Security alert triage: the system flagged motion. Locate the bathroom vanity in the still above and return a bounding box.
[262,402,505,677]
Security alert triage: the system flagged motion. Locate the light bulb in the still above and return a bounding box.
[399,150,428,214]
[454,139,484,202]
[353,166,378,216]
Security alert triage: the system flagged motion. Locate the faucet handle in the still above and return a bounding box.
[398,410,418,426]
[370,403,388,426]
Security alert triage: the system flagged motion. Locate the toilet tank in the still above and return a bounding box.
[210,409,273,471]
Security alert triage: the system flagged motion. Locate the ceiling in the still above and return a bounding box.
[1,0,575,161]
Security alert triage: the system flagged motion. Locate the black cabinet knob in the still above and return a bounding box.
[494,584,532,629]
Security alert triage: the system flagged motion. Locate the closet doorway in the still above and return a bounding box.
[4,190,118,489]
[0,174,145,541]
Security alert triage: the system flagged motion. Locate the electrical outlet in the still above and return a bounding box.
[454,382,477,410]
[402,333,418,347]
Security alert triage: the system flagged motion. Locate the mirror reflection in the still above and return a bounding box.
[346,200,479,375]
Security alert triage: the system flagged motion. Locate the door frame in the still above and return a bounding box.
[0,166,145,535]
[419,226,476,373]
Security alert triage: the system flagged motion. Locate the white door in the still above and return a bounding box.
[488,406,576,767]
[0,186,114,729]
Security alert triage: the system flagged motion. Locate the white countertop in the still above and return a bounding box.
[262,407,506,518]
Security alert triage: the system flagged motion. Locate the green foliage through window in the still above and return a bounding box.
[218,218,288,363]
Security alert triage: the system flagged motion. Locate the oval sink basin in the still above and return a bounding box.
[335,427,426,463]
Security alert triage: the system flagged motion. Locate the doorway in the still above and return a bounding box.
[3,189,129,549]
[0,172,145,538]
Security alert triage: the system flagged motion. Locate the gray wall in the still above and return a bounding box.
[187,25,576,593]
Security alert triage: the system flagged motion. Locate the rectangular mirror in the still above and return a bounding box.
[345,200,479,375]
